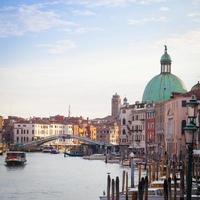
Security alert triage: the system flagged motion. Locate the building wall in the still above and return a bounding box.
[164,96,189,158]
[120,105,133,145]
[96,123,119,145]
[131,106,146,155]
[120,102,146,156]
[155,102,165,152]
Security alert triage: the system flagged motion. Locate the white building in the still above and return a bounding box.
[120,99,146,156]
[13,122,73,145]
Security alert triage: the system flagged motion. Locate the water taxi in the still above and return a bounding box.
[5,151,26,166]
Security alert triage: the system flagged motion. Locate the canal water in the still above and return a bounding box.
[0,153,133,200]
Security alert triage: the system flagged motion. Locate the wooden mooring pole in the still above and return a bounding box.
[122,170,125,194]
[116,176,119,200]
[107,174,111,200]
[111,179,115,200]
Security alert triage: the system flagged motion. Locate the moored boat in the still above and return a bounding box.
[51,148,60,154]
[42,146,52,153]
[83,154,105,160]
[64,149,84,157]
[5,151,26,166]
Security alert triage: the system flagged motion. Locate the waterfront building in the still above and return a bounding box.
[13,121,73,145]
[131,102,146,156]
[120,97,132,145]
[163,94,189,158]
[13,122,35,144]
[96,122,119,145]
[119,101,147,156]
[164,88,200,158]
[111,93,121,120]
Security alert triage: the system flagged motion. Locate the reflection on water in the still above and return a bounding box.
[5,164,26,171]
[0,153,130,200]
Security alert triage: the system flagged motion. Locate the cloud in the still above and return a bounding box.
[160,6,170,11]
[188,12,200,17]
[187,12,200,22]
[37,40,75,54]
[72,0,165,7]
[157,29,200,53]
[128,16,167,25]
[72,9,96,16]
[0,4,72,37]
[75,27,103,34]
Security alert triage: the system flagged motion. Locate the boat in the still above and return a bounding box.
[83,154,105,160]
[64,149,84,157]
[5,151,26,166]
[99,188,163,200]
[42,146,52,153]
[51,148,60,154]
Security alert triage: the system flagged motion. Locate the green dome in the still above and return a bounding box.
[142,73,187,102]
[191,81,200,91]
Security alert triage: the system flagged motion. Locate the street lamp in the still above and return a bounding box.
[184,95,199,200]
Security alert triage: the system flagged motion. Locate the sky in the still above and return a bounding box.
[0,0,200,119]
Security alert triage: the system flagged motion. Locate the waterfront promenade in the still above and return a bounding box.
[0,153,134,200]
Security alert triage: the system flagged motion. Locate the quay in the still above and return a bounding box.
[100,152,200,200]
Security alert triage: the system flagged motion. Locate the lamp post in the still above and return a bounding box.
[184,95,199,200]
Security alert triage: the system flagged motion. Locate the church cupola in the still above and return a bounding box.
[160,45,171,74]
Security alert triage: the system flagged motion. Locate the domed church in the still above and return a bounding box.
[142,46,187,102]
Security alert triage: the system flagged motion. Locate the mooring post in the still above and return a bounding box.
[173,175,177,200]
[126,172,128,200]
[111,179,115,200]
[168,177,172,200]
[116,176,119,200]
[144,176,148,200]
[163,179,168,200]
[107,174,111,200]
[138,164,141,183]
[131,158,135,188]
[122,170,125,194]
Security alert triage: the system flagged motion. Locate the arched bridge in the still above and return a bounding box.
[13,134,112,150]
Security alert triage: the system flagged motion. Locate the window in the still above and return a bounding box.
[17,129,19,134]
[32,130,34,134]
[123,129,126,135]
[181,120,186,135]
[182,100,186,107]
[122,118,126,125]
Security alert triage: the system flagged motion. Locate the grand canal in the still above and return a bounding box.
[0,153,131,200]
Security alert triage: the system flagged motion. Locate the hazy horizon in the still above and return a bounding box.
[1,0,200,119]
